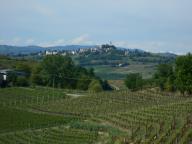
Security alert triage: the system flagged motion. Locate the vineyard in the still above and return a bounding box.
[0,87,192,143]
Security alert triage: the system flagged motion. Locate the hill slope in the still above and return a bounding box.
[0,45,94,55]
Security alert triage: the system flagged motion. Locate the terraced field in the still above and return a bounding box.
[0,87,192,143]
[0,127,98,144]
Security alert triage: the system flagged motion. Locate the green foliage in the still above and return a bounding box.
[0,87,69,106]
[0,56,34,69]
[154,64,175,91]
[41,55,74,88]
[0,55,111,91]
[15,76,30,87]
[154,54,192,95]
[75,44,175,66]
[7,72,30,87]
[175,53,192,95]
[0,57,37,87]
[76,76,91,90]
[6,72,17,86]
[15,63,32,77]
[155,64,173,78]
[88,80,103,92]
[102,80,113,90]
[31,55,103,90]
[124,73,143,91]
[142,78,155,88]
[165,75,176,92]
[0,107,75,133]
[31,64,44,85]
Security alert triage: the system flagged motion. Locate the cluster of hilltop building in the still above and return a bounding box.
[40,44,129,56]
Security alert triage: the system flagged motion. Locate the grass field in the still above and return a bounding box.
[0,87,192,143]
[87,64,156,80]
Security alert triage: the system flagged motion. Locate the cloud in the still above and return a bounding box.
[32,4,55,17]
[0,39,4,44]
[39,35,93,47]
[114,40,192,54]
[28,1,55,17]
[0,37,23,46]
[0,35,93,47]
[114,41,165,52]
[39,39,65,47]
[53,39,65,45]
[0,38,36,46]
[1,36,191,54]
[25,38,35,45]
[11,37,22,45]
[71,34,92,45]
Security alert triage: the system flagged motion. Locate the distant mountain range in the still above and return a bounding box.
[0,45,42,55]
[0,45,95,55]
[0,45,177,58]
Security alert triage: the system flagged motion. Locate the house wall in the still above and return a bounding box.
[0,74,4,86]
[3,74,7,81]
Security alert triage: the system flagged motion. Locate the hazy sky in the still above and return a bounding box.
[0,0,192,54]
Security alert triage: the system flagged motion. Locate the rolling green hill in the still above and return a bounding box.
[0,45,177,81]
[73,45,176,80]
[0,87,191,144]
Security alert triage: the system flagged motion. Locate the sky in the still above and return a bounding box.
[0,0,192,54]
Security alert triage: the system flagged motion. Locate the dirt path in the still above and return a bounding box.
[110,84,120,91]
[93,118,131,134]
[66,93,85,98]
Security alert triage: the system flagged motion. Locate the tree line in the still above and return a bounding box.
[2,55,112,92]
[124,53,192,96]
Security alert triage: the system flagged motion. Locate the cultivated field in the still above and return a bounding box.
[87,63,156,80]
[0,87,192,144]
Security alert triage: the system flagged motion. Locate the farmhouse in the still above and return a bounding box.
[0,69,11,87]
[0,69,28,87]
[0,69,12,81]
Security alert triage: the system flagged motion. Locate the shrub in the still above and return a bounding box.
[88,80,103,92]
[124,73,143,91]
[16,77,30,87]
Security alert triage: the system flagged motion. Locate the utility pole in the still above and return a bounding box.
[52,75,55,102]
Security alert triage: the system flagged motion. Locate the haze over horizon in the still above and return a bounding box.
[0,0,192,54]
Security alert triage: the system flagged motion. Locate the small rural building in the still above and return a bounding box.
[0,69,12,81]
[0,69,28,87]
[0,69,10,87]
